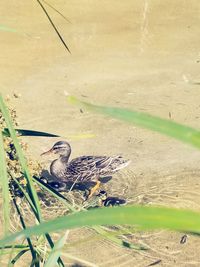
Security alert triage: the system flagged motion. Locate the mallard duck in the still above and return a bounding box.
[41,141,130,199]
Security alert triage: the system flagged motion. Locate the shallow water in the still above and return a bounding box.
[1,1,200,266]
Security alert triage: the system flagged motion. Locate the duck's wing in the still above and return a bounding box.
[68,155,129,182]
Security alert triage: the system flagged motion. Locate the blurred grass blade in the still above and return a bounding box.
[0,94,42,219]
[0,25,26,37]
[44,231,68,267]
[0,25,18,33]
[92,226,146,250]
[0,131,10,235]
[1,206,200,246]
[2,128,59,137]
[67,96,200,149]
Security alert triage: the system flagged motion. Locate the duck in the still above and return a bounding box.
[41,141,130,199]
[97,190,126,207]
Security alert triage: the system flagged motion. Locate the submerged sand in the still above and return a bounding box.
[1,1,200,266]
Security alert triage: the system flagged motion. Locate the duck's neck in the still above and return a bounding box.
[59,154,70,163]
[50,155,70,179]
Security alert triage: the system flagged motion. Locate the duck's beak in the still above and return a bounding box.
[40,148,54,156]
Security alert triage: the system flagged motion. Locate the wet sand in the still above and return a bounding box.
[1,1,200,266]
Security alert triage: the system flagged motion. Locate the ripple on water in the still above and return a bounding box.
[105,168,200,210]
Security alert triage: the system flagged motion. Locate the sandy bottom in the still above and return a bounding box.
[1,1,200,266]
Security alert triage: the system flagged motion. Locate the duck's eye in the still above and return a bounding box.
[53,145,67,151]
[53,147,64,153]
[53,146,60,150]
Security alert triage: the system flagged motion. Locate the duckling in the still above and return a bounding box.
[97,191,126,207]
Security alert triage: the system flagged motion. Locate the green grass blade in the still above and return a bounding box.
[2,128,59,137]
[12,197,37,264]
[11,177,65,266]
[0,94,42,220]
[67,96,200,149]
[44,234,65,267]
[9,181,65,266]
[0,245,29,250]
[0,131,10,235]
[33,176,77,213]
[1,206,200,247]
[0,95,65,266]
[9,173,38,215]
[0,25,18,33]
[10,249,30,266]
[44,232,68,267]
[3,128,94,140]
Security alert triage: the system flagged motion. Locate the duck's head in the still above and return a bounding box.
[41,141,71,158]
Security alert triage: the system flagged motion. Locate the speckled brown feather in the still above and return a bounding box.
[50,155,130,182]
